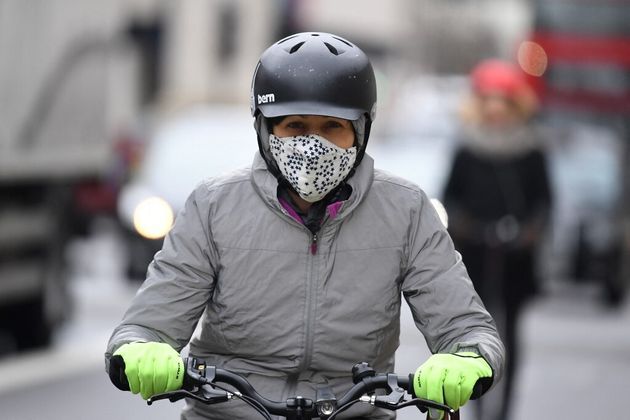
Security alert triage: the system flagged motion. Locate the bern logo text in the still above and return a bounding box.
[257,93,275,104]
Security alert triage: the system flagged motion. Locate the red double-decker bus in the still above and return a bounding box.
[527,0,630,116]
[524,0,630,305]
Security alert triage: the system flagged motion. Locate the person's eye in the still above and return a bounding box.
[324,120,344,129]
[286,121,306,130]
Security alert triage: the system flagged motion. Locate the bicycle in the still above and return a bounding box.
[113,357,483,419]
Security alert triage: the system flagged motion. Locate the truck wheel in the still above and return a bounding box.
[13,295,52,351]
[0,294,52,353]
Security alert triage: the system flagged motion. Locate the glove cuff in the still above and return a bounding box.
[453,352,494,398]
[109,355,130,391]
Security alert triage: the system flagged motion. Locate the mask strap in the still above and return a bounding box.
[351,115,366,148]
[255,114,283,179]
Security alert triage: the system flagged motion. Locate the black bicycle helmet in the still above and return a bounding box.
[251,32,377,177]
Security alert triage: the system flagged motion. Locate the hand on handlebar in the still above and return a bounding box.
[413,352,492,419]
[135,358,455,419]
[109,355,463,419]
[113,342,184,400]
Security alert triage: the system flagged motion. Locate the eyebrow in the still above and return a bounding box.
[283,115,349,125]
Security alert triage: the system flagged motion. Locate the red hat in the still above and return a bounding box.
[470,59,531,98]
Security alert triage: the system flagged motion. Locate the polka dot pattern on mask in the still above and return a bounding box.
[269,134,357,203]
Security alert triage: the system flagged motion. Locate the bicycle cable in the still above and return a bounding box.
[207,382,273,420]
[326,398,362,420]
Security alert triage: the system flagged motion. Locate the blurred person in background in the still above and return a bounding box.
[443,59,552,420]
[105,32,505,419]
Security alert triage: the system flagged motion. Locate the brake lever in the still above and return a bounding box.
[148,385,230,406]
[367,373,454,416]
[393,398,428,413]
[404,398,454,415]
[367,396,454,415]
[147,389,200,405]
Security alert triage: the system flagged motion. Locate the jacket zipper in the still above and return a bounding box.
[299,230,318,376]
[278,203,320,375]
[310,233,318,255]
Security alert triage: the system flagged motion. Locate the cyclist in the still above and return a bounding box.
[106,32,505,419]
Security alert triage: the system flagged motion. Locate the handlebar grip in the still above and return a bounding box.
[109,355,131,391]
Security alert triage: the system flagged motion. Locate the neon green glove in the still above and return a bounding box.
[413,352,492,419]
[113,342,184,400]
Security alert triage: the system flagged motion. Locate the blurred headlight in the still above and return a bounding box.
[133,197,174,239]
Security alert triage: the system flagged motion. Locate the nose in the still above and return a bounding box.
[308,128,323,137]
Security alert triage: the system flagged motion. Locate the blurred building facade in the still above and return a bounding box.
[1,0,540,166]
[153,0,534,110]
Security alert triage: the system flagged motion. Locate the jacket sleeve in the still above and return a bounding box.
[401,189,505,384]
[104,184,219,372]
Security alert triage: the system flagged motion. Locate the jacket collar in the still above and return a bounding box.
[250,151,374,222]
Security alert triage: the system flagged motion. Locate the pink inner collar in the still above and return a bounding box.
[278,198,344,225]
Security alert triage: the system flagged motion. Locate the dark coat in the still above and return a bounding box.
[443,141,552,310]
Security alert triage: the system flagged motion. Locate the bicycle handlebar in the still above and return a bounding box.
[198,363,418,411]
[111,356,481,419]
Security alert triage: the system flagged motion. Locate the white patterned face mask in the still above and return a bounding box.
[269,134,357,203]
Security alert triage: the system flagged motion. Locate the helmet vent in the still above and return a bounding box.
[332,36,353,47]
[278,34,299,44]
[324,42,340,56]
[289,41,306,54]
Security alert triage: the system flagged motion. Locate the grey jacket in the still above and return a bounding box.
[105,152,504,419]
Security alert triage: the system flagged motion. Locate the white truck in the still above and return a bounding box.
[0,2,141,351]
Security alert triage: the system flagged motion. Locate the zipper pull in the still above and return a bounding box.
[310,233,318,255]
